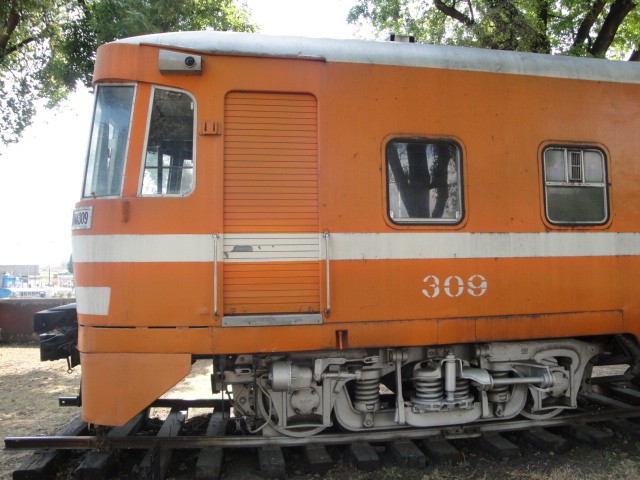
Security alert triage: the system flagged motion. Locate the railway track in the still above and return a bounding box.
[5,375,640,479]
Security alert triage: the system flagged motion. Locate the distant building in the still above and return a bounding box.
[1,265,39,278]
[1,265,74,297]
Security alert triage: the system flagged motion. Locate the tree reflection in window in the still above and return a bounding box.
[141,88,195,195]
[387,139,462,223]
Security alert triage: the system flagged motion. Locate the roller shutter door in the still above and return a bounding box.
[223,92,320,315]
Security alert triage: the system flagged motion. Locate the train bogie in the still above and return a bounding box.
[215,339,602,436]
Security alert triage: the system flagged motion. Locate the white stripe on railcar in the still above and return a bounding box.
[72,232,640,263]
[75,287,111,315]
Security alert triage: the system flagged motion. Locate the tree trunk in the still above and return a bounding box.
[434,0,474,26]
[532,0,551,53]
[590,0,637,57]
[0,4,20,56]
[572,0,606,50]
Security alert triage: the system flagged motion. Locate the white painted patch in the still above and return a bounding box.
[75,287,111,315]
[72,232,640,263]
[223,234,320,262]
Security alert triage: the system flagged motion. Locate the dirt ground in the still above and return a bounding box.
[0,344,213,478]
[1,344,640,480]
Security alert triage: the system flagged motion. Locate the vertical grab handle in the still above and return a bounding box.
[323,230,331,316]
[213,233,220,317]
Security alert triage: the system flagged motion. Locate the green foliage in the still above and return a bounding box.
[0,0,256,146]
[348,0,639,59]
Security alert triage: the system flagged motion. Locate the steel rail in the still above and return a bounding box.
[6,404,640,451]
[58,397,231,411]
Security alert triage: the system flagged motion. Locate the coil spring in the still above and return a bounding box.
[354,378,381,407]
[489,371,510,395]
[454,378,471,401]
[414,376,444,403]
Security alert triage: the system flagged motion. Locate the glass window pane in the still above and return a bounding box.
[544,149,565,182]
[141,88,195,196]
[387,140,462,223]
[584,150,604,183]
[546,186,606,224]
[83,86,134,197]
[543,146,608,225]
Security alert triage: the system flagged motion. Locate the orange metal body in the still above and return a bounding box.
[74,38,640,425]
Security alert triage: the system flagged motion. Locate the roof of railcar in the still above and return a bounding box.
[116,31,640,84]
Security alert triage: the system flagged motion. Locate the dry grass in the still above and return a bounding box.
[0,344,81,478]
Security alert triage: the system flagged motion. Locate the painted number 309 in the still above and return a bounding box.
[422,275,488,299]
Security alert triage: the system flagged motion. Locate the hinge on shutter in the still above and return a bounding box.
[199,121,222,136]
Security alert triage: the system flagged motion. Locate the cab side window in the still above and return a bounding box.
[543,147,608,225]
[387,139,463,224]
[141,87,195,196]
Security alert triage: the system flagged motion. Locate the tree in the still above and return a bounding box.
[0,0,256,145]
[348,0,639,60]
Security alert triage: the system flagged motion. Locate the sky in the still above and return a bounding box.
[0,0,374,267]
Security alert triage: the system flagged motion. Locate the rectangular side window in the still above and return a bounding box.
[141,88,195,196]
[387,139,463,224]
[543,147,608,225]
[83,85,135,197]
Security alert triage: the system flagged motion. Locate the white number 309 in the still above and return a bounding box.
[422,274,487,299]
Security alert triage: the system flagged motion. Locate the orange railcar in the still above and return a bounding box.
[60,32,640,432]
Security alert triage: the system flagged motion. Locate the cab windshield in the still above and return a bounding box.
[83,85,135,197]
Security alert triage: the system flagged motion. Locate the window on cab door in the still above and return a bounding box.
[83,85,135,197]
[386,139,463,224]
[543,147,608,225]
[141,87,195,196]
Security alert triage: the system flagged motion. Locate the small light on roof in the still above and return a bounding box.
[388,34,415,43]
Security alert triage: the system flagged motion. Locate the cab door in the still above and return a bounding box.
[221,92,321,325]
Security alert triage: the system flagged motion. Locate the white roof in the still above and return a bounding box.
[116,31,640,84]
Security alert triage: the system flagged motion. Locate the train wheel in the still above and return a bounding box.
[519,407,564,420]
[255,386,326,437]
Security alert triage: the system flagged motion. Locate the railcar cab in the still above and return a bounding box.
[62,33,640,430]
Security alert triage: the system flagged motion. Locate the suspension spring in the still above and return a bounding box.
[413,376,444,404]
[488,371,510,402]
[353,378,381,412]
[454,378,471,401]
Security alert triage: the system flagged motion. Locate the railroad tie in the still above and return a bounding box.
[477,433,520,460]
[258,446,286,479]
[12,416,87,480]
[517,428,571,453]
[303,444,333,473]
[387,439,427,468]
[604,419,640,440]
[75,412,145,480]
[349,441,380,471]
[195,412,228,480]
[421,437,461,464]
[606,384,640,405]
[559,423,614,449]
[135,410,186,479]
